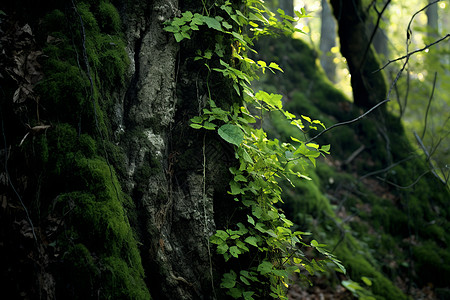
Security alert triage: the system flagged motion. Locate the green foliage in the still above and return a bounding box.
[98,1,121,33]
[342,277,376,300]
[166,1,343,298]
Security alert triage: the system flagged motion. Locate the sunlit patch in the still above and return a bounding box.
[331,46,340,54]
[417,73,424,81]
[439,2,446,9]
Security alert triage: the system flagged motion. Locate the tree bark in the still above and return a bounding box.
[0,0,236,299]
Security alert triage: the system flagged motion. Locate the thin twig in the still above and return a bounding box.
[375,34,449,72]
[360,0,391,68]
[343,145,365,165]
[378,170,430,189]
[414,131,446,185]
[202,134,216,299]
[1,114,38,243]
[360,155,416,180]
[307,98,390,143]
[421,72,438,140]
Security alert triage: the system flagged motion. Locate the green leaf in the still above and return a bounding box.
[243,291,255,300]
[163,25,180,33]
[191,116,203,123]
[236,240,250,252]
[268,62,283,72]
[306,142,319,149]
[257,60,267,68]
[217,243,229,254]
[174,32,184,42]
[230,180,244,195]
[222,21,233,29]
[228,288,242,298]
[181,11,193,20]
[255,90,283,109]
[215,230,229,240]
[332,259,347,274]
[229,246,241,258]
[234,174,247,182]
[252,206,263,219]
[191,14,204,25]
[202,16,222,31]
[190,123,203,129]
[221,271,237,289]
[342,280,362,293]
[240,276,250,285]
[231,31,246,44]
[218,124,244,146]
[361,276,372,286]
[202,121,216,130]
[257,260,273,275]
[255,223,266,233]
[203,50,213,59]
[244,236,258,247]
[320,144,331,153]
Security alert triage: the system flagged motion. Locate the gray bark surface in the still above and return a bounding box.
[117,1,233,298]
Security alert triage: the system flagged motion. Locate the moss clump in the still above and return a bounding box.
[413,241,450,287]
[335,240,407,300]
[31,2,150,298]
[98,1,121,33]
[61,243,100,298]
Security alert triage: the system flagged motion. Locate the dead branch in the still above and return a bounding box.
[414,131,446,185]
[420,72,437,140]
[375,34,449,72]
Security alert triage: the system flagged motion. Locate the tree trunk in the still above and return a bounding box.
[320,0,337,83]
[329,0,388,111]
[426,0,439,37]
[0,0,235,299]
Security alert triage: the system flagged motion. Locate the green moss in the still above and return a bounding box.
[41,9,67,33]
[335,240,407,300]
[413,240,450,287]
[282,166,334,224]
[77,2,100,34]
[98,1,121,33]
[61,243,100,298]
[78,134,97,158]
[35,2,149,298]
[58,186,149,299]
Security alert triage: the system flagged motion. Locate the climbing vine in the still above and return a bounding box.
[166,1,345,299]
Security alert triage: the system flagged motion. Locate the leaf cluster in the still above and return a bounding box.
[165,1,343,298]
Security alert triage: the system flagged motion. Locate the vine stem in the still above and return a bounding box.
[202,133,216,299]
[1,115,38,243]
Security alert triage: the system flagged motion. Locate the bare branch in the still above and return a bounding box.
[421,72,438,139]
[361,0,391,68]
[379,171,430,189]
[307,98,390,143]
[376,34,450,72]
[414,131,446,185]
[344,145,365,165]
[360,155,416,180]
